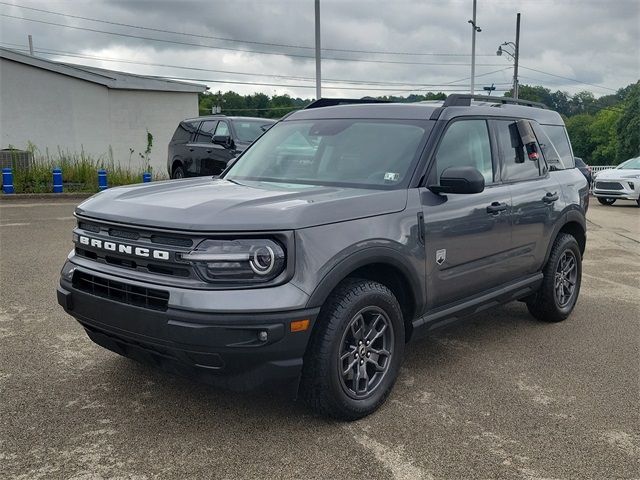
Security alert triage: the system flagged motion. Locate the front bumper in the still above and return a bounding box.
[593,178,639,201]
[57,265,318,392]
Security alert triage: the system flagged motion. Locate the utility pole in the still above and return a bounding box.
[513,12,520,99]
[28,34,33,55]
[468,0,481,95]
[314,0,321,100]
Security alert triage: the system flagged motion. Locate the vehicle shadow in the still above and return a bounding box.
[97,302,541,427]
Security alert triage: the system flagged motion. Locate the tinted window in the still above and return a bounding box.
[214,121,229,137]
[435,120,493,184]
[542,125,575,168]
[233,120,274,143]
[195,120,217,142]
[171,121,197,143]
[226,119,431,188]
[496,120,541,181]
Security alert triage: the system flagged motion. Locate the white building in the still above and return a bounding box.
[0,47,206,174]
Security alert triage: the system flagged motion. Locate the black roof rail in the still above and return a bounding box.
[304,97,390,109]
[442,94,548,109]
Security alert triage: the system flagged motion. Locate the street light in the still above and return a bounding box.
[496,13,521,99]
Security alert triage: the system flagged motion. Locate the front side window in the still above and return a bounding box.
[434,120,493,184]
[214,121,230,137]
[225,119,432,188]
[495,120,541,181]
[195,120,217,143]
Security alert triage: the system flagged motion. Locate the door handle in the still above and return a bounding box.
[543,192,559,203]
[486,202,507,214]
[188,148,194,152]
[206,150,212,154]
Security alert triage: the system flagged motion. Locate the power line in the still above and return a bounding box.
[0,42,513,88]
[519,66,617,92]
[0,13,508,67]
[0,2,495,58]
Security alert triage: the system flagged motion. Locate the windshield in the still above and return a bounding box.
[233,120,274,143]
[616,157,640,169]
[225,119,432,188]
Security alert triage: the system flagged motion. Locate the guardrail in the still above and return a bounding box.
[591,166,612,173]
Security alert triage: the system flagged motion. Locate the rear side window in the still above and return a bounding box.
[214,121,230,137]
[435,120,493,184]
[171,121,198,143]
[195,120,217,143]
[495,120,541,181]
[541,125,575,168]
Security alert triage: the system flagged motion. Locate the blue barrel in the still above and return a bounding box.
[142,172,152,183]
[2,167,14,194]
[52,167,63,193]
[98,169,108,191]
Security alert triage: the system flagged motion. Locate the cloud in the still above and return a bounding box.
[0,0,637,98]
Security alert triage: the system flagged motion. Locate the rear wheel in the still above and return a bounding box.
[172,165,185,179]
[597,197,616,206]
[527,233,581,322]
[300,279,404,420]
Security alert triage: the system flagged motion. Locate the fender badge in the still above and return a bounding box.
[436,249,446,266]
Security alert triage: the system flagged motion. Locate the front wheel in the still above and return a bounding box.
[172,165,185,179]
[300,279,404,420]
[527,233,582,322]
[597,197,616,206]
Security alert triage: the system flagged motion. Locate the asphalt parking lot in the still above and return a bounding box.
[1,198,638,479]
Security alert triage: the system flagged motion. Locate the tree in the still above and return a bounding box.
[615,82,640,161]
[588,109,620,164]
[566,114,596,162]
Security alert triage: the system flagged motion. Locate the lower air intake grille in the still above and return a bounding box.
[73,271,169,311]
[595,181,623,190]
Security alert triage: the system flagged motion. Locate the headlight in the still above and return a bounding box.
[181,239,286,284]
[622,174,640,179]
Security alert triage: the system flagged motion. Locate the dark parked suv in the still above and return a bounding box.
[168,115,275,179]
[58,95,588,419]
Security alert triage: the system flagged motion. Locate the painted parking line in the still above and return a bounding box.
[0,202,80,208]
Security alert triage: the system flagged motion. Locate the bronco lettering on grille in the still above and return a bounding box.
[78,235,170,261]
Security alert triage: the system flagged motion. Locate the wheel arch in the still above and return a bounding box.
[171,159,184,176]
[544,211,586,265]
[306,247,425,342]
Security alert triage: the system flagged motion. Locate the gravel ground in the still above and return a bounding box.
[0,198,638,479]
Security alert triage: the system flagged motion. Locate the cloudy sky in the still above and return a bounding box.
[1,0,638,99]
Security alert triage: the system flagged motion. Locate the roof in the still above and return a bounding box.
[288,99,564,126]
[0,47,207,93]
[184,115,277,123]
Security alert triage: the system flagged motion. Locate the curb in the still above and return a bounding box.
[0,192,94,201]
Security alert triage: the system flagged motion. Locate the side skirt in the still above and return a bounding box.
[411,273,543,338]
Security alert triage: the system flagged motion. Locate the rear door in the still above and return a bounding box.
[186,120,218,176]
[421,118,513,309]
[493,119,564,276]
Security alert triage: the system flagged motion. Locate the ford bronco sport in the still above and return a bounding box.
[57,95,588,420]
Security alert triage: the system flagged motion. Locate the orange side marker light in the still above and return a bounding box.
[290,319,310,332]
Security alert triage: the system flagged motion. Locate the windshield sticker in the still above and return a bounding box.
[384,172,400,182]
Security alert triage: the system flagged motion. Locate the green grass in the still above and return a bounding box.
[5,148,167,194]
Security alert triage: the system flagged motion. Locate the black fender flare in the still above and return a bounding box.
[543,209,587,266]
[305,246,425,314]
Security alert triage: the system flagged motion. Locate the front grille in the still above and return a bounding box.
[109,228,140,240]
[73,271,169,311]
[595,181,623,190]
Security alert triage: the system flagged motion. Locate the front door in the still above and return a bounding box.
[202,121,236,176]
[422,119,512,309]
[186,120,217,176]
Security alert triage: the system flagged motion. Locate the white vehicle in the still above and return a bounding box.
[593,157,640,207]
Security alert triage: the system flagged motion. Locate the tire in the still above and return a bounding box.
[526,233,582,323]
[597,197,616,206]
[172,165,185,179]
[636,198,640,207]
[300,279,405,420]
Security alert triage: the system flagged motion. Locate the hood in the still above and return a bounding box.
[596,168,640,180]
[76,178,408,231]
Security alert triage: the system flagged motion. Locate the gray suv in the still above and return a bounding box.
[57,95,588,420]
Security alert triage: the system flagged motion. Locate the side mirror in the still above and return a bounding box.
[212,135,232,148]
[429,166,485,194]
